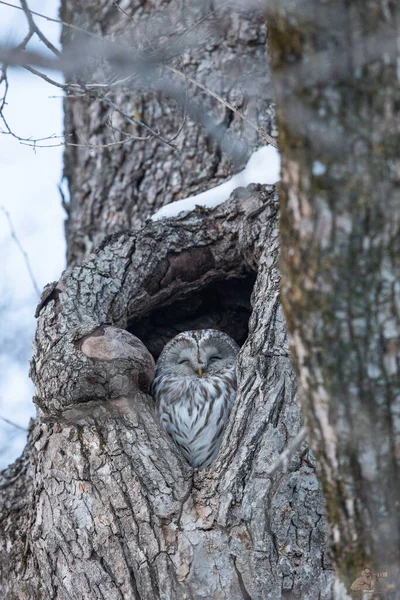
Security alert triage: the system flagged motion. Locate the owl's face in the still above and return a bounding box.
[155,329,239,379]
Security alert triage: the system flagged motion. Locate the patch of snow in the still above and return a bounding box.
[151,145,280,221]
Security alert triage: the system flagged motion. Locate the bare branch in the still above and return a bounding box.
[0,68,9,114]
[166,64,279,149]
[0,46,59,70]
[0,0,101,41]
[0,63,180,150]
[23,65,64,88]
[152,76,249,161]
[0,103,63,146]
[0,3,276,157]
[265,427,308,476]
[91,92,178,150]
[19,0,60,57]
[70,129,150,149]
[0,415,27,432]
[110,1,276,148]
[0,205,40,297]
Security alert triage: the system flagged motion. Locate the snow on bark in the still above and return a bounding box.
[151,146,281,221]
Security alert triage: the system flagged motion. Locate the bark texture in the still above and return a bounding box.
[0,2,346,598]
[268,0,400,588]
[0,188,334,598]
[60,0,276,267]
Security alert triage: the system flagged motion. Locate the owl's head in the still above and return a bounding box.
[155,329,239,378]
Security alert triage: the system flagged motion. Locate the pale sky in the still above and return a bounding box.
[0,0,64,468]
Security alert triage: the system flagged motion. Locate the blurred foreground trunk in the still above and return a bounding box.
[269,0,400,590]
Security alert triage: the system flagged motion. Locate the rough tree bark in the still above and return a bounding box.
[0,187,333,598]
[268,0,400,590]
[0,2,339,599]
[60,0,276,266]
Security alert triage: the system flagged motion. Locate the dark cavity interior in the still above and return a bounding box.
[128,274,256,360]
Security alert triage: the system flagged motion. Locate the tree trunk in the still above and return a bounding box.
[60,0,276,267]
[0,186,334,599]
[268,0,400,589]
[0,2,338,599]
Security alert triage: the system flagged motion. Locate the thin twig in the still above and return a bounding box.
[166,0,231,49]
[166,65,278,149]
[0,415,28,432]
[19,0,60,57]
[23,65,65,88]
[112,0,154,49]
[112,0,264,149]
[0,67,9,114]
[265,427,308,476]
[15,128,149,149]
[0,29,33,114]
[0,107,62,145]
[0,68,173,149]
[0,0,101,40]
[0,205,40,296]
[73,129,149,149]
[0,3,273,153]
[92,92,177,149]
[13,28,33,52]
[83,75,136,89]
[153,76,248,162]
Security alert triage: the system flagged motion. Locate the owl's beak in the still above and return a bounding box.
[197,368,204,377]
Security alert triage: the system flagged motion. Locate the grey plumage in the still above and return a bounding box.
[152,329,239,468]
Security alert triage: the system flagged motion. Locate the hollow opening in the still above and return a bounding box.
[128,273,256,360]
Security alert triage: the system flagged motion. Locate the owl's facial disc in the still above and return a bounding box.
[171,348,197,377]
[198,344,231,374]
[157,330,239,379]
[175,349,214,377]
[178,354,205,377]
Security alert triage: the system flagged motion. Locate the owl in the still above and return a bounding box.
[152,329,239,468]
